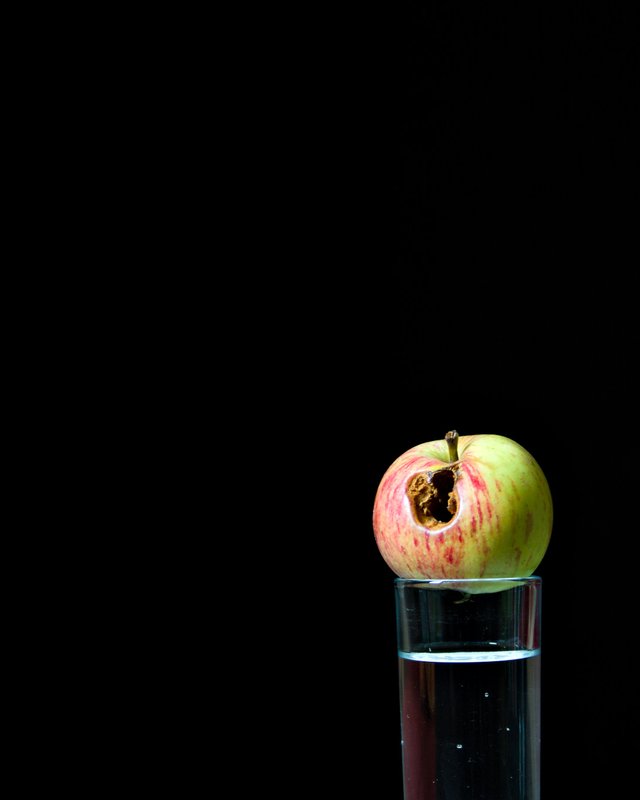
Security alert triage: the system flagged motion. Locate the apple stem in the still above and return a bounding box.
[445,430,459,462]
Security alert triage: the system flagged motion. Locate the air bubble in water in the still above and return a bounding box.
[456,744,463,749]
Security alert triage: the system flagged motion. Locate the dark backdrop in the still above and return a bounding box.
[268,4,638,797]
[32,4,637,796]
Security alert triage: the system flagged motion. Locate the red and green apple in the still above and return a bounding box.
[373,431,552,579]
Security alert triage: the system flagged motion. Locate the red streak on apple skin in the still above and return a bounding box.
[401,455,428,474]
[467,465,489,494]
[466,463,490,528]
[475,495,484,527]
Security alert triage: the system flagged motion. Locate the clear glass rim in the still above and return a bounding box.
[394,575,541,586]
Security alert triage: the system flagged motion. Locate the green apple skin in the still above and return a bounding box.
[373,434,552,579]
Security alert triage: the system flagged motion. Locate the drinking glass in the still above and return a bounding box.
[396,577,541,800]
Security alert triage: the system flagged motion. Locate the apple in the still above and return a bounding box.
[373,431,552,579]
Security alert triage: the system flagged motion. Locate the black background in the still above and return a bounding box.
[22,4,637,796]
[261,3,639,797]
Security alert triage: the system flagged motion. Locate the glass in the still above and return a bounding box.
[396,577,541,800]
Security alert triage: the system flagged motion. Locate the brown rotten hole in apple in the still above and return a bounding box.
[407,469,459,528]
